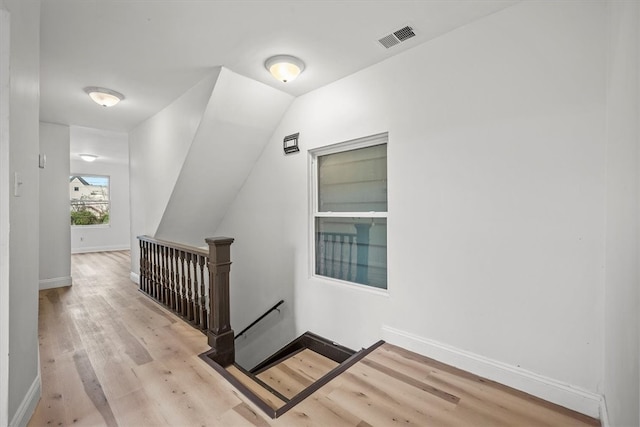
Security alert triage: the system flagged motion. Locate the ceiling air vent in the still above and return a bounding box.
[378,25,416,49]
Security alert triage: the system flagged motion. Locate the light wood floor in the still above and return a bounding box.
[256,349,339,400]
[29,251,600,427]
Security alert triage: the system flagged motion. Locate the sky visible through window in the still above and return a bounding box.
[83,176,108,186]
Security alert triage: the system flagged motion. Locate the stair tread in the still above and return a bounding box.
[225,365,286,410]
[256,349,339,399]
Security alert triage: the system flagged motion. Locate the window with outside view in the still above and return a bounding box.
[70,175,110,226]
[311,134,388,290]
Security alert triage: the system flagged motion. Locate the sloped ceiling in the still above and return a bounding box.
[154,68,293,245]
[40,1,518,132]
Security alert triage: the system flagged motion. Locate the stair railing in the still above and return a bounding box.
[205,237,235,366]
[235,299,284,341]
[138,235,236,366]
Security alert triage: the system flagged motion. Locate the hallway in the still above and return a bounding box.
[29,251,599,426]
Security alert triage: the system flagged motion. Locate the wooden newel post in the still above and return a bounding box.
[205,237,235,367]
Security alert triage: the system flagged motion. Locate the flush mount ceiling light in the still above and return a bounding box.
[265,55,305,83]
[79,154,98,162]
[83,86,124,107]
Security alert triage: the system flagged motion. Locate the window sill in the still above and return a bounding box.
[71,224,111,229]
[310,274,390,297]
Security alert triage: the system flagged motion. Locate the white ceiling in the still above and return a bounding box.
[69,126,129,166]
[40,0,518,132]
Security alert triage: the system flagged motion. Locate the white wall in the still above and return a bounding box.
[5,0,41,424]
[70,126,130,253]
[0,6,10,426]
[39,122,71,289]
[129,68,295,366]
[214,0,606,416]
[603,1,640,426]
[155,67,293,246]
[129,70,219,272]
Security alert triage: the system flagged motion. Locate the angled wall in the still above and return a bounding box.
[155,67,293,246]
[213,0,609,417]
[129,70,219,274]
[128,67,293,367]
[129,67,293,277]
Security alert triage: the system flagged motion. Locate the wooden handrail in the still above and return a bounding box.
[235,300,284,341]
[138,235,208,257]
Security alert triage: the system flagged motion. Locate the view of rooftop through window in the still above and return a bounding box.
[69,175,110,226]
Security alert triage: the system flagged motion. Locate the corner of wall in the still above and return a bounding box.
[129,271,139,285]
[8,374,40,427]
[154,67,293,245]
[599,395,611,427]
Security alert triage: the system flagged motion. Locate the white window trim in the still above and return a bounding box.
[308,132,389,292]
[70,224,111,229]
[70,174,111,226]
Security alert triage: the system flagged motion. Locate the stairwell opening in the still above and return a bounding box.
[199,331,384,419]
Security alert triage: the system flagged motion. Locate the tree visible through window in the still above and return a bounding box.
[311,133,388,289]
[69,175,110,225]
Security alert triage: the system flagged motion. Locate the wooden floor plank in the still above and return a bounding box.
[72,348,118,427]
[333,361,460,426]
[257,362,313,399]
[361,358,460,404]
[108,388,168,427]
[256,349,338,399]
[276,349,337,382]
[232,402,272,427]
[226,365,287,410]
[286,393,363,427]
[29,251,601,427]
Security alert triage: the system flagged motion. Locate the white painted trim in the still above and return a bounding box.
[129,272,139,284]
[0,8,10,427]
[308,132,389,292]
[381,325,602,419]
[309,131,389,157]
[71,245,130,254]
[70,224,110,230]
[309,274,389,297]
[38,276,72,290]
[8,374,40,427]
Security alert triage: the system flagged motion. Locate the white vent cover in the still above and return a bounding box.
[378,25,416,49]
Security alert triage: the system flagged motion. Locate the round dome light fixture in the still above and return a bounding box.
[79,154,98,162]
[265,55,305,83]
[83,86,125,107]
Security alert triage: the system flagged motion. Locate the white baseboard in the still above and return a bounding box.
[71,245,130,254]
[39,276,72,290]
[129,272,140,284]
[381,325,602,419]
[9,374,40,427]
